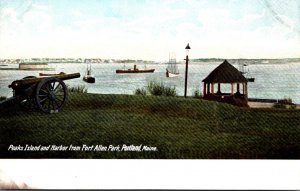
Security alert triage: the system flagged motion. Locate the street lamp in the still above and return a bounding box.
[184,43,191,98]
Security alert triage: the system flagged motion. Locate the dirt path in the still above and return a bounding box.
[248,102,274,108]
[248,101,300,109]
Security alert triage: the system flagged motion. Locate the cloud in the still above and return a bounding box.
[0,3,55,58]
[198,8,231,29]
[71,9,83,18]
[0,0,299,59]
[1,7,17,18]
[192,5,300,58]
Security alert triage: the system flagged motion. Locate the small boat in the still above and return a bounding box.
[83,64,95,83]
[239,62,255,82]
[39,72,65,76]
[166,53,179,77]
[116,64,155,74]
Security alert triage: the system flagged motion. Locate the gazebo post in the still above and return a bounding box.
[217,83,221,94]
[231,83,234,95]
[245,83,248,99]
[203,82,207,96]
[237,83,240,93]
[207,83,210,94]
[211,83,214,94]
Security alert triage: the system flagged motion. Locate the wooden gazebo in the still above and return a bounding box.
[202,60,248,107]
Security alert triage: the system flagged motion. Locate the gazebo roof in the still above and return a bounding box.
[202,60,247,83]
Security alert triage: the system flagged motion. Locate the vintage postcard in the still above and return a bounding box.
[0,0,299,189]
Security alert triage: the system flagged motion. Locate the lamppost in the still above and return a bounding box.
[184,43,191,98]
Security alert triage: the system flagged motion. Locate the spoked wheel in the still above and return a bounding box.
[36,77,68,113]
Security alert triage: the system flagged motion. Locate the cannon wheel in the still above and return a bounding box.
[35,77,68,113]
[19,76,37,110]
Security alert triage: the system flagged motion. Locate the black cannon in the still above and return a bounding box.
[2,73,80,113]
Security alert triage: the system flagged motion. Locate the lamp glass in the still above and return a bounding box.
[186,49,189,56]
[185,43,191,56]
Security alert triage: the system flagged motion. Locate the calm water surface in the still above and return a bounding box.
[0,62,299,104]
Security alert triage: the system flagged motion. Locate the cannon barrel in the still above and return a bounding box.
[8,72,81,90]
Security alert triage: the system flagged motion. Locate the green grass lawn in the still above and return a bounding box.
[0,93,299,159]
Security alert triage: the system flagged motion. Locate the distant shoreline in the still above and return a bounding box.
[1,60,300,65]
[0,68,55,71]
[0,58,299,65]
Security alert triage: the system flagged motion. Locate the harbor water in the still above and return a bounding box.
[0,62,299,104]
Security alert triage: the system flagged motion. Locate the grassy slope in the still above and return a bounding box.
[0,93,299,159]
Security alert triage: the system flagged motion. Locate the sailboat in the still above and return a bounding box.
[238,62,255,82]
[166,53,179,77]
[83,62,95,83]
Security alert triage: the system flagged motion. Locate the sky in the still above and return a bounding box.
[0,0,299,60]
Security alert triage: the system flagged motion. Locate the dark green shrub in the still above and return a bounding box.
[147,81,164,96]
[67,85,88,93]
[272,103,286,109]
[193,89,202,98]
[146,81,176,97]
[163,86,177,97]
[290,104,296,110]
[134,88,147,96]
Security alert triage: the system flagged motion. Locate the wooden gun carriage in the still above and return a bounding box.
[3,73,80,113]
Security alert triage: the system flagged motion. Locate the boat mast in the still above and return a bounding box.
[169,52,177,73]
